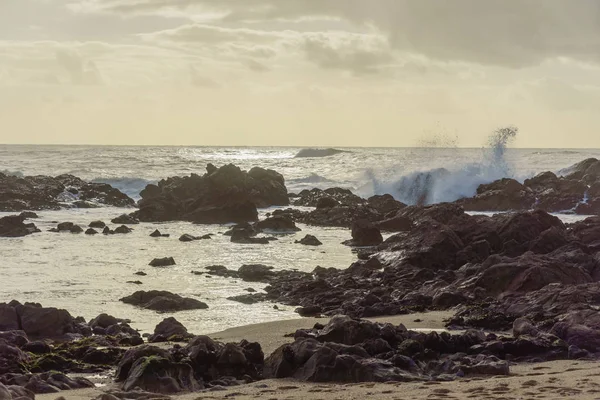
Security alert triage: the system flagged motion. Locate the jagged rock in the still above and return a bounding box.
[149,257,175,267]
[111,214,139,225]
[150,229,169,238]
[148,317,193,343]
[19,212,38,219]
[0,173,135,211]
[345,219,383,246]
[130,164,288,224]
[295,234,322,246]
[238,264,274,282]
[255,216,300,232]
[114,225,132,234]
[0,215,40,237]
[120,291,208,312]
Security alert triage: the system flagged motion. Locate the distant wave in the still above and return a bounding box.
[294,148,349,158]
[288,173,336,184]
[91,177,155,200]
[361,126,519,205]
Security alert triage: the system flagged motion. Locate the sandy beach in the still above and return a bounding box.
[36,312,600,400]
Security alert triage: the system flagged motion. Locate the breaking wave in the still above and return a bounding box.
[363,126,519,205]
[91,177,155,200]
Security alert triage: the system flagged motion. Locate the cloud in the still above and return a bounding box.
[244,59,269,72]
[74,0,600,68]
[189,66,220,87]
[55,49,104,85]
[303,33,393,75]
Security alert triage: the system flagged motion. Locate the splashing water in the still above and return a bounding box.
[361,126,519,205]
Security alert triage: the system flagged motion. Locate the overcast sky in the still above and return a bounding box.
[1,0,600,147]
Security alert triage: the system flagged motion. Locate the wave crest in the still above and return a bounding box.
[363,126,518,205]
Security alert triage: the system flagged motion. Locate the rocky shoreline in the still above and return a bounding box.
[1,158,600,398]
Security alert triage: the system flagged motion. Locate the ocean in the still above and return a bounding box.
[1,143,599,335]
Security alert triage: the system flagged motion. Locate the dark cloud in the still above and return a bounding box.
[85,0,600,68]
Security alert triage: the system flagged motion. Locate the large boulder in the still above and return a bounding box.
[347,219,383,246]
[0,301,86,339]
[148,317,193,343]
[458,179,535,211]
[131,164,288,223]
[0,215,40,237]
[255,215,300,232]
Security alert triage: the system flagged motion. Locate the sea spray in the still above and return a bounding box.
[361,126,519,205]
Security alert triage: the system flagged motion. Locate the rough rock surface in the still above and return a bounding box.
[0,172,135,211]
[120,291,208,312]
[130,164,288,224]
[0,215,40,237]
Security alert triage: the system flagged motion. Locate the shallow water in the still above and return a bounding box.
[0,207,356,334]
[1,144,599,335]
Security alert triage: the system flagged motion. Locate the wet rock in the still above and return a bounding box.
[316,197,339,209]
[237,264,274,282]
[89,221,106,229]
[293,188,364,208]
[131,164,287,224]
[346,219,383,246]
[178,234,195,242]
[226,294,266,305]
[69,225,83,234]
[120,291,208,312]
[255,215,300,232]
[135,271,147,276]
[230,230,270,244]
[0,215,40,237]
[458,179,535,211]
[148,317,193,343]
[85,228,98,235]
[150,229,169,238]
[114,225,132,234]
[0,173,134,211]
[374,215,413,232]
[19,212,38,219]
[111,214,139,225]
[295,234,322,246]
[102,226,113,235]
[122,356,200,394]
[1,301,87,339]
[149,257,175,267]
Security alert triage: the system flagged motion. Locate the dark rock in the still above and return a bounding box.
[120,291,208,312]
[102,226,112,234]
[295,235,322,246]
[148,317,193,343]
[135,271,147,276]
[111,214,139,225]
[131,164,288,224]
[458,178,535,211]
[316,197,339,209]
[19,212,38,219]
[179,234,198,242]
[85,228,98,235]
[237,264,274,282]
[0,215,40,237]
[89,220,106,229]
[149,257,175,267]
[0,173,134,211]
[69,225,83,234]
[114,225,132,234]
[150,229,169,238]
[226,294,266,305]
[255,216,300,232]
[347,219,383,246]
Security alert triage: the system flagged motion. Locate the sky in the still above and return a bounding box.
[1,0,600,147]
